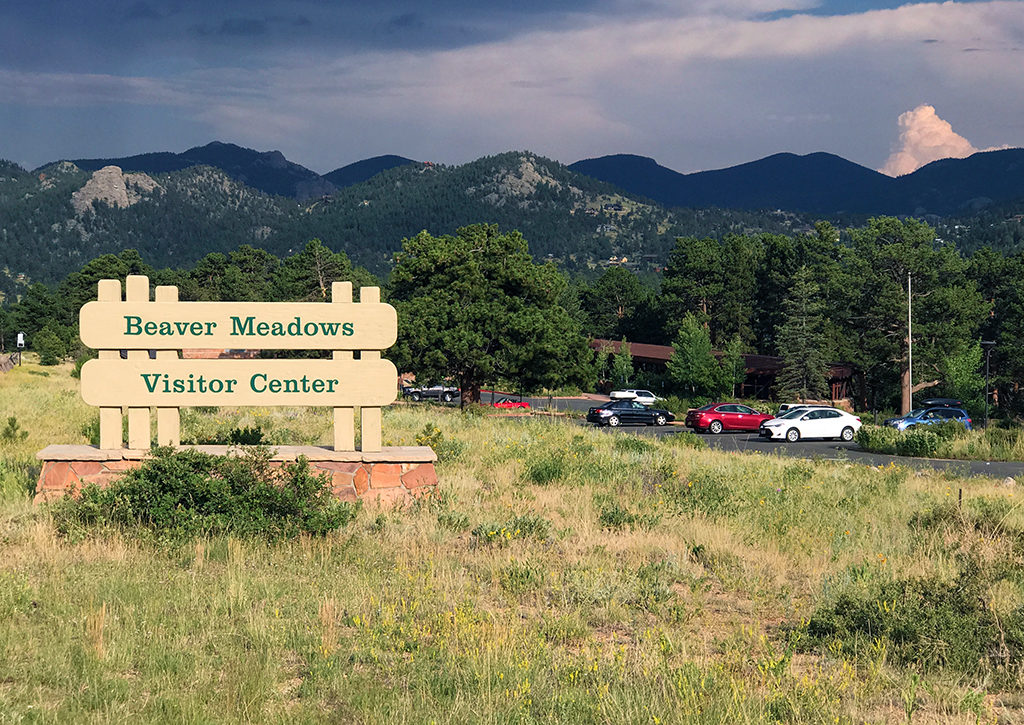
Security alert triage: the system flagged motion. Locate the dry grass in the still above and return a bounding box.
[0,359,1022,722]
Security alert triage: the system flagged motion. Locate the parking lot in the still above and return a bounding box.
[410,392,1024,478]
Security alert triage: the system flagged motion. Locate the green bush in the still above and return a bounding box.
[0,417,28,444]
[804,559,1024,683]
[895,428,940,457]
[415,423,464,463]
[51,447,359,540]
[929,420,969,440]
[856,425,940,457]
[33,328,65,366]
[855,425,901,455]
[614,435,655,455]
[471,513,551,546]
[525,454,568,485]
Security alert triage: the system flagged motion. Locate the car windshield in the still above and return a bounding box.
[777,408,807,419]
[697,403,716,411]
[907,408,926,418]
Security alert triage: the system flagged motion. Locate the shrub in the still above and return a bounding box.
[51,447,359,540]
[855,425,901,455]
[228,425,264,445]
[856,425,940,457]
[471,512,551,546]
[614,435,655,455]
[804,559,1024,682]
[525,454,568,485]
[598,502,661,532]
[33,328,65,366]
[415,423,464,463]
[895,428,939,457]
[0,417,28,444]
[930,420,969,440]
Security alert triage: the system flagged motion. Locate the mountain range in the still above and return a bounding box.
[2,141,1023,301]
[57,141,1024,216]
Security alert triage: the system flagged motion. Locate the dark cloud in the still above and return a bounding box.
[125,2,160,21]
[384,13,425,32]
[218,18,269,36]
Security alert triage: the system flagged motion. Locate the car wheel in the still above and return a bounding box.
[840,426,855,442]
[608,415,621,427]
[786,428,800,442]
[411,392,421,402]
[709,420,723,434]
[655,414,667,426]
[442,392,453,402]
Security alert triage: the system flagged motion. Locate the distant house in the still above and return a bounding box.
[590,338,858,403]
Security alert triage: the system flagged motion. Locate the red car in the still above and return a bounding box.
[492,397,530,409]
[685,403,773,434]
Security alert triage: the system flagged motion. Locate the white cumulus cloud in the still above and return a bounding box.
[879,105,979,177]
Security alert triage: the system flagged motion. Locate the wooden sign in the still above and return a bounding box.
[80,301,397,350]
[81,358,398,407]
[81,275,397,453]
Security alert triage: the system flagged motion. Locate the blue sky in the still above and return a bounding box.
[2,0,1021,175]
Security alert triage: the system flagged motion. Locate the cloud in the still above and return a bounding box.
[879,105,979,177]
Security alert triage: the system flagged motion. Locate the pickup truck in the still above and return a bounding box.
[401,385,460,402]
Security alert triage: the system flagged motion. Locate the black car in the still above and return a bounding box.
[402,385,460,402]
[586,399,674,427]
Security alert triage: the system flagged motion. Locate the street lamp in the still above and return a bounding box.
[981,340,996,427]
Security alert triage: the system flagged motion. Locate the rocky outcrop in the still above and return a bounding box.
[71,165,161,215]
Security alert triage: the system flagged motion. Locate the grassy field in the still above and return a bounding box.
[2,359,1024,723]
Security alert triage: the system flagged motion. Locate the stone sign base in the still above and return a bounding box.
[35,445,438,507]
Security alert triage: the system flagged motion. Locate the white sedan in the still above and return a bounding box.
[608,389,661,406]
[759,407,862,442]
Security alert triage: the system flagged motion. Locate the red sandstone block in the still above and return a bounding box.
[353,466,369,495]
[370,463,403,489]
[70,461,105,478]
[365,487,410,509]
[105,460,140,472]
[330,470,354,489]
[402,463,438,489]
[41,462,70,491]
[317,462,362,474]
[332,485,358,502]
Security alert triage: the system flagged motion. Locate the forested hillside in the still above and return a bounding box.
[0,151,810,289]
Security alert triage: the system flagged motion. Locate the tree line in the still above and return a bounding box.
[1,217,1021,416]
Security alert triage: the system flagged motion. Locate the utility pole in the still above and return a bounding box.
[982,340,996,427]
[905,272,913,414]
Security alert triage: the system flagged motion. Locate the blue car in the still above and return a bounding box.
[884,406,972,431]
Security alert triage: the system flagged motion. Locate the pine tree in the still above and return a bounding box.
[774,267,831,401]
[667,313,721,396]
[610,338,633,386]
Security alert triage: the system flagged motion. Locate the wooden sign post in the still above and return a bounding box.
[78,275,399,452]
[36,275,438,507]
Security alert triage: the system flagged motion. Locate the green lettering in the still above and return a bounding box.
[144,321,157,335]
[159,321,172,335]
[125,316,142,335]
[231,316,255,336]
[141,373,161,393]
[319,321,341,336]
[342,322,354,336]
[250,373,267,393]
[256,321,270,335]
[271,321,285,335]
